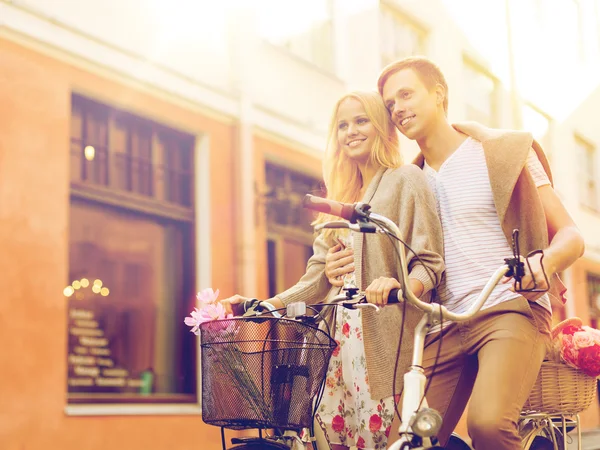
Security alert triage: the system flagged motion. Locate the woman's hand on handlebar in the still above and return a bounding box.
[219,295,251,316]
[220,295,286,316]
[325,244,354,287]
[365,277,402,307]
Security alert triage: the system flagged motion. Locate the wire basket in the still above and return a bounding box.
[200,316,337,430]
[523,361,597,415]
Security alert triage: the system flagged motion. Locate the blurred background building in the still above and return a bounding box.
[1,0,600,448]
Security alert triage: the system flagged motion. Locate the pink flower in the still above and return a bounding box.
[331,415,345,433]
[573,331,596,349]
[385,425,392,437]
[356,436,366,449]
[332,340,341,357]
[583,326,600,345]
[560,334,579,366]
[184,303,232,335]
[342,323,350,337]
[578,345,600,377]
[562,325,582,336]
[197,288,220,305]
[369,414,383,433]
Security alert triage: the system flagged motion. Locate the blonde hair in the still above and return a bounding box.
[377,56,449,115]
[313,91,402,244]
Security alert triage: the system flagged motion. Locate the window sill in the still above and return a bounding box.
[65,403,202,416]
[71,181,194,222]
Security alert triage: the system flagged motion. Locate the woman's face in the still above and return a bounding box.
[336,98,377,164]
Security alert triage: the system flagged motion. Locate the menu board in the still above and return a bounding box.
[67,307,151,394]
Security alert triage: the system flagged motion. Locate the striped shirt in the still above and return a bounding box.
[423,137,551,330]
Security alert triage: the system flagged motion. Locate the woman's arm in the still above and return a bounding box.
[398,167,445,296]
[364,167,444,306]
[220,232,333,315]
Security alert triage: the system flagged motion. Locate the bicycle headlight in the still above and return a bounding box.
[410,408,443,438]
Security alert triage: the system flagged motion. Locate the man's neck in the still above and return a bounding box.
[417,121,468,171]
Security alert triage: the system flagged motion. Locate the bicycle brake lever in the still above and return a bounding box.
[341,298,380,312]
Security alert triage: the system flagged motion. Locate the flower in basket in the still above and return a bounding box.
[185,288,271,422]
[551,318,600,378]
[184,288,232,335]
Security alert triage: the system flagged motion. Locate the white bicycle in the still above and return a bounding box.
[302,194,551,450]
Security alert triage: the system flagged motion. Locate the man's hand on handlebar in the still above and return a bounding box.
[325,244,354,287]
[504,252,552,302]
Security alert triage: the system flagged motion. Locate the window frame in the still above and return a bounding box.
[66,94,208,415]
[379,2,428,68]
[462,55,500,128]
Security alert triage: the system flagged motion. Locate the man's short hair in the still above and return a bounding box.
[377,56,449,115]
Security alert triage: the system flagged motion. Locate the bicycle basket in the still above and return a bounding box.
[523,361,597,415]
[200,317,337,430]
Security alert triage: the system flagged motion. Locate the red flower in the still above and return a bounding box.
[369,414,383,433]
[356,436,366,449]
[562,325,582,336]
[385,425,392,437]
[342,322,351,337]
[332,415,345,433]
[332,340,340,357]
[578,345,600,377]
[377,404,382,412]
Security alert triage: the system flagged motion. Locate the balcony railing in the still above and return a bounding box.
[70,141,193,209]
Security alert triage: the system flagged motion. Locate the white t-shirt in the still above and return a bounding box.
[422,137,551,329]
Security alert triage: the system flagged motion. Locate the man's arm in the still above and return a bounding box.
[517,185,585,297]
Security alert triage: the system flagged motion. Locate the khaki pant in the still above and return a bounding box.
[389,297,551,450]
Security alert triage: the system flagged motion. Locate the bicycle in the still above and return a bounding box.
[200,194,590,450]
[301,194,592,450]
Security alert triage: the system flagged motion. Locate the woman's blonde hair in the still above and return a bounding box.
[313,91,402,244]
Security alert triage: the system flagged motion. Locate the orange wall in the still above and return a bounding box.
[0,38,236,450]
[252,135,322,299]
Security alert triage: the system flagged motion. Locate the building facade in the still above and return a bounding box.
[1,0,600,448]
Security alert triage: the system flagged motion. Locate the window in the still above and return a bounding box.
[380,4,427,67]
[576,135,598,210]
[71,95,194,211]
[257,0,335,72]
[264,163,324,296]
[67,95,197,404]
[522,103,552,159]
[463,58,498,127]
[587,274,600,328]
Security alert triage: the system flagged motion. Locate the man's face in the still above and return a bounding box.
[381,68,440,141]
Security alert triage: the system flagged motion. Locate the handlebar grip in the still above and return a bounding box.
[387,288,401,304]
[303,194,356,221]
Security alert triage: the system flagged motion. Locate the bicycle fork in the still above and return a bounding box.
[389,313,442,449]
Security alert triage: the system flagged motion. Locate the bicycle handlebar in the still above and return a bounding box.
[303,195,513,323]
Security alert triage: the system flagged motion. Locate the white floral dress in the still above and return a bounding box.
[316,234,396,449]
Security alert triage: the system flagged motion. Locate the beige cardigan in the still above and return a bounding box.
[277,165,445,400]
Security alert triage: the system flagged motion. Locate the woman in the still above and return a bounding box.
[221,91,444,450]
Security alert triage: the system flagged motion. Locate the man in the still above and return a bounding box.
[324,56,584,449]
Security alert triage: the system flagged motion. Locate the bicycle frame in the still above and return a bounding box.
[315,211,510,450]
